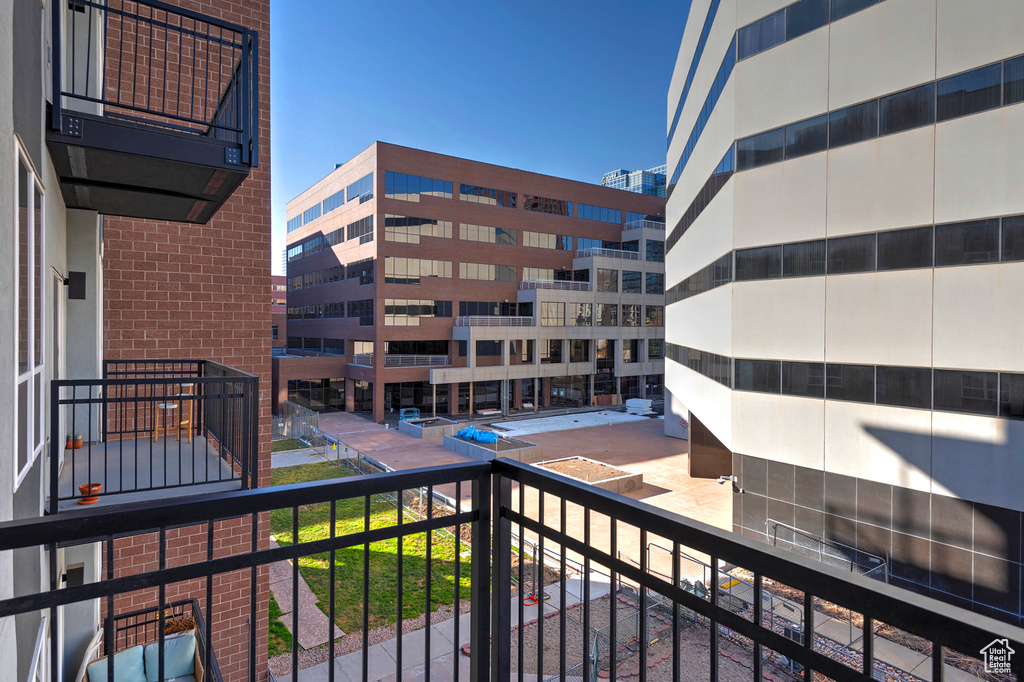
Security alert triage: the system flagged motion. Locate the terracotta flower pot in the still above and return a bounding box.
[73,434,83,449]
[78,482,102,505]
[65,435,73,450]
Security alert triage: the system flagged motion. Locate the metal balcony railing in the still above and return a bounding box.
[351,354,374,366]
[49,359,257,513]
[384,354,451,368]
[626,220,667,231]
[575,247,641,261]
[54,0,258,160]
[455,316,535,327]
[519,279,591,291]
[2,459,1022,682]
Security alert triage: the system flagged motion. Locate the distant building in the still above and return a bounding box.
[272,275,287,355]
[278,142,666,420]
[601,165,667,198]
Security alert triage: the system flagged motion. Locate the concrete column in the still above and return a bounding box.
[501,339,510,367]
[449,383,459,414]
[432,384,437,418]
[589,374,595,407]
[513,378,523,410]
[345,378,355,412]
[372,381,385,422]
[468,339,477,368]
[469,382,474,417]
[541,377,551,408]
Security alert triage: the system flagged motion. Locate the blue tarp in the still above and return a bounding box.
[455,425,499,444]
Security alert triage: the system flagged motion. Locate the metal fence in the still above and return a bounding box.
[767,519,888,582]
[575,247,641,260]
[455,316,535,327]
[272,400,319,441]
[519,279,591,291]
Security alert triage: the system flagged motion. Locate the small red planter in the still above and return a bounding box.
[78,483,102,505]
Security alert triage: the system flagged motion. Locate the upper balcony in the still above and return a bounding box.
[520,279,591,292]
[3,459,1022,682]
[626,219,667,231]
[455,316,535,327]
[46,0,259,224]
[50,359,258,513]
[575,246,641,261]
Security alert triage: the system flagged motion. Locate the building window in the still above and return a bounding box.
[303,203,322,224]
[384,299,452,326]
[385,257,452,284]
[522,231,570,250]
[934,369,998,416]
[541,339,563,364]
[1002,215,1024,262]
[877,226,933,271]
[829,99,879,148]
[459,184,517,208]
[476,340,502,356]
[1006,56,1024,106]
[303,337,322,352]
[385,215,452,242]
[831,0,880,21]
[622,271,642,293]
[596,269,618,292]
[1000,373,1024,419]
[645,305,664,327]
[783,240,826,277]
[937,63,1002,122]
[735,359,781,393]
[785,114,828,159]
[569,303,592,326]
[622,339,640,364]
[735,245,782,280]
[523,195,572,217]
[648,339,664,360]
[737,9,784,60]
[596,303,618,326]
[737,127,785,171]
[645,272,664,295]
[879,83,935,136]
[827,233,876,274]
[287,337,302,351]
[569,340,590,363]
[14,145,44,491]
[323,339,345,355]
[459,262,515,282]
[461,224,516,245]
[876,366,932,409]
[346,172,374,203]
[578,204,621,223]
[287,215,303,233]
[348,258,375,284]
[347,216,374,243]
[384,171,452,202]
[622,304,642,327]
[781,361,824,398]
[935,219,999,266]
[540,302,565,327]
[786,0,828,40]
[348,300,374,326]
[271,325,278,340]
[522,267,556,281]
[825,364,875,403]
[323,189,345,214]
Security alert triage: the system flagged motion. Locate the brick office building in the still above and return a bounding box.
[278,142,666,422]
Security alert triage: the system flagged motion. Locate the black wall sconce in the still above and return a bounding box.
[64,271,86,300]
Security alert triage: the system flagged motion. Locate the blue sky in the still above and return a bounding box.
[269,0,691,273]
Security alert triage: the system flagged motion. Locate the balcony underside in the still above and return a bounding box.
[55,434,239,512]
[46,110,249,224]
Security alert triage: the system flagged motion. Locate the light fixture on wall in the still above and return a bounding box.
[63,271,86,300]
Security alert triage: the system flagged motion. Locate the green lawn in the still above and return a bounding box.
[268,594,292,657]
[270,462,471,634]
[271,438,307,453]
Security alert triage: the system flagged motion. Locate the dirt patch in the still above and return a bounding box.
[539,457,632,483]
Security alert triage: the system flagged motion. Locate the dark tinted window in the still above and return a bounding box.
[622,271,642,293]
[826,364,875,402]
[783,239,826,277]
[877,226,933,270]
[735,245,783,280]
[827,233,875,274]
[646,272,665,295]
[879,83,935,135]
[787,0,829,40]
[1002,215,1024,262]
[735,359,781,393]
[831,0,879,21]
[937,64,1002,121]
[785,114,828,159]
[737,128,785,170]
[738,10,785,60]
[1000,373,1024,419]
[935,219,999,266]
[876,366,932,409]
[1004,56,1024,106]
[782,362,825,398]
[934,369,998,416]
[829,100,878,148]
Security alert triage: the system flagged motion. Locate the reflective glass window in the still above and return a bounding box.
[596,303,618,326]
[648,339,664,360]
[827,233,876,274]
[1002,215,1024,262]
[735,245,782,280]
[1000,373,1024,419]
[646,272,664,295]
[829,99,878,148]
[825,364,875,402]
[578,204,622,223]
[737,127,785,171]
[1006,56,1024,106]
[831,0,878,21]
[597,269,618,292]
[622,271,642,293]
[877,226,933,270]
[783,240,826,277]
[570,340,591,363]
[935,219,999,266]
[876,366,932,409]
[937,64,1002,121]
[735,359,781,393]
[622,304,642,327]
[459,184,517,208]
[786,0,829,41]
[646,240,665,262]
[934,369,998,416]
[782,361,825,398]
[645,305,664,327]
[879,83,935,135]
[738,10,784,60]
[785,114,828,159]
[346,172,374,203]
[541,302,565,327]
[523,195,572,216]
[323,189,345,214]
[569,303,592,326]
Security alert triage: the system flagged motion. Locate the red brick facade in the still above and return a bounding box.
[101,1,272,680]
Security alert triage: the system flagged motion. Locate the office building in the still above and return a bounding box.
[278,143,665,422]
[602,165,668,197]
[0,0,270,678]
[665,0,1024,623]
[273,275,287,355]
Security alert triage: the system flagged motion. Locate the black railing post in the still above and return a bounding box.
[250,31,259,167]
[50,0,61,130]
[491,468,511,682]
[470,470,491,682]
[239,31,250,165]
[240,377,250,490]
[249,376,258,487]
[49,381,60,516]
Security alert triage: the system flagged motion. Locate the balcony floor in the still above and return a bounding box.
[55,434,240,512]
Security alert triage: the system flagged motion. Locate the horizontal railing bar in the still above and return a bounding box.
[72,0,251,37]
[55,376,254,388]
[8,462,489,549]
[58,94,245,134]
[494,458,1024,655]
[0,509,477,619]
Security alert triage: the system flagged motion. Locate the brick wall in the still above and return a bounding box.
[101,0,271,679]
